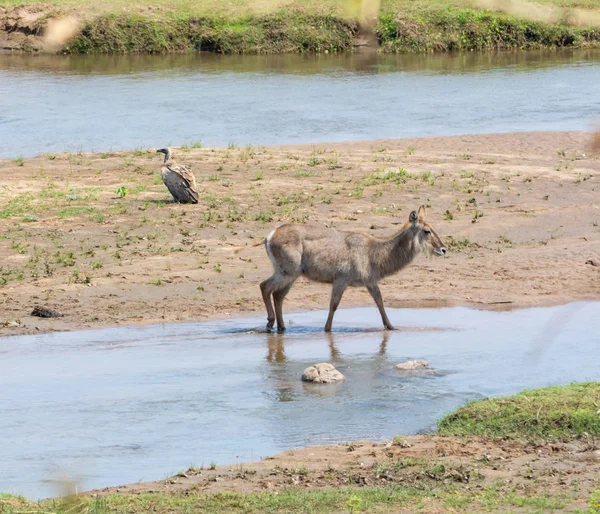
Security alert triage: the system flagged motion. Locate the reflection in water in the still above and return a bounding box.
[1,49,600,158]
[267,329,390,363]
[266,333,287,363]
[1,48,599,75]
[327,332,341,361]
[326,330,389,359]
[379,331,388,356]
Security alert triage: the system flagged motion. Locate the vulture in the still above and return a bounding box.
[156,147,199,204]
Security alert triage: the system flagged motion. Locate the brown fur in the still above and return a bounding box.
[259,206,446,332]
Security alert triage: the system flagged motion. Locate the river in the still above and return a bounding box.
[1,49,599,159]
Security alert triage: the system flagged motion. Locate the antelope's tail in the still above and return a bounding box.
[232,239,266,255]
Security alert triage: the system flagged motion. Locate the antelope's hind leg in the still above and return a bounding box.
[263,235,302,332]
[261,271,300,331]
[273,280,296,332]
[260,276,277,329]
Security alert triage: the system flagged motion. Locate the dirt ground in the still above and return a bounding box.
[92,435,600,511]
[0,131,599,337]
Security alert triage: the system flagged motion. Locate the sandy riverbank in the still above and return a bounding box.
[0,131,598,337]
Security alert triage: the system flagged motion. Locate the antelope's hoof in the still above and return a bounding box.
[385,325,397,331]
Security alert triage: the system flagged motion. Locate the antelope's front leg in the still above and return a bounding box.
[324,281,347,332]
[367,283,395,330]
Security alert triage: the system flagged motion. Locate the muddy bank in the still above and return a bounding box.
[0,131,599,336]
[2,2,600,54]
[89,435,599,512]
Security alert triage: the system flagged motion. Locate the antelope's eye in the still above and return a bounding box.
[424,229,431,235]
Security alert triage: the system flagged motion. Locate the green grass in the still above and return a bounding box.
[364,168,414,186]
[2,488,428,514]
[438,382,600,441]
[0,484,586,513]
[0,194,34,219]
[62,10,358,54]
[57,207,104,220]
[294,168,320,177]
[2,0,600,53]
[254,210,274,222]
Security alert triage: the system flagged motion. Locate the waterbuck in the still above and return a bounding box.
[257,205,446,332]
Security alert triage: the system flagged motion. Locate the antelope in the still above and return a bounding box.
[254,205,446,332]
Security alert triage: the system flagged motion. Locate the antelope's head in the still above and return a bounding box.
[409,206,446,257]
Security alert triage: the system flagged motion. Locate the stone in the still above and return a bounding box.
[395,360,430,370]
[301,363,344,383]
[31,306,64,318]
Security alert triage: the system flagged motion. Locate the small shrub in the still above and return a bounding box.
[115,186,128,198]
[254,211,274,223]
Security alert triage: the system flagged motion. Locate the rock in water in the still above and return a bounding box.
[302,363,344,383]
[395,360,430,370]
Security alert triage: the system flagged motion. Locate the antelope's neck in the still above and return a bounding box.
[372,227,419,278]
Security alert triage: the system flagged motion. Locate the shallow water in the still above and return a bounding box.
[0,302,599,499]
[1,49,600,159]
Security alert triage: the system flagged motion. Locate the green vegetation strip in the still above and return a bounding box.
[63,8,600,54]
[4,0,600,54]
[0,486,590,514]
[65,12,357,54]
[438,382,600,441]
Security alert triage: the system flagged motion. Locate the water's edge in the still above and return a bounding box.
[3,293,596,340]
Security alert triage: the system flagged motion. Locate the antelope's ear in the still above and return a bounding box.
[417,205,426,223]
[409,210,418,224]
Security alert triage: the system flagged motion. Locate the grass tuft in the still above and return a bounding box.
[438,382,600,441]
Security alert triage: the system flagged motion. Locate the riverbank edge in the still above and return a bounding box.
[2,295,599,339]
[2,3,600,54]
